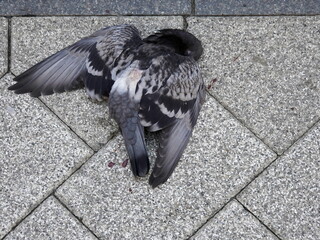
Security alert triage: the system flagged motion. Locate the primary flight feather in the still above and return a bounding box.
[8,24,205,188]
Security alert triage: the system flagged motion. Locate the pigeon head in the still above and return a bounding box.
[143,29,203,61]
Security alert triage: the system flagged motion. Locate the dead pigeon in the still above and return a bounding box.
[8,24,205,188]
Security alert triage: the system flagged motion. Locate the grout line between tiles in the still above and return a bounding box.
[187,198,236,239]
[205,90,278,156]
[234,117,320,197]
[234,155,278,197]
[191,0,196,15]
[52,131,119,193]
[0,193,101,240]
[236,199,283,240]
[183,16,189,30]
[271,116,320,157]
[189,95,320,239]
[1,74,120,238]
[238,115,320,195]
[54,195,101,240]
[0,131,118,239]
[37,97,97,152]
[188,165,281,238]
[8,72,101,154]
[189,197,283,239]
[187,155,280,238]
[206,89,320,157]
[0,193,53,240]
[5,16,11,74]
[4,12,319,240]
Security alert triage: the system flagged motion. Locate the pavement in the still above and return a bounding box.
[0,1,319,239]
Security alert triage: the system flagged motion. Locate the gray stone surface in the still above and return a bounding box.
[56,96,276,239]
[0,18,8,78]
[191,200,278,240]
[11,16,183,150]
[187,16,320,154]
[100,0,191,15]
[238,122,320,240]
[0,0,190,15]
[5,11,319,240]
[0,74,93,238]
[195,0,320,15]
[5,196,97,240]
[3,0,320,16]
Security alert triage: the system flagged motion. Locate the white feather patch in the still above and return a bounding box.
[86,59,103,76]
[140,118,152,127]
[158,102,175,118]
[86,88,102,101]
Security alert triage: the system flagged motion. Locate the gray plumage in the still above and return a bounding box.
[8,24,205,188]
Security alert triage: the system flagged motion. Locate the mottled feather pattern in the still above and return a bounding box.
[8,24,205,188]
[138,55,202,131]
[109,65,150,177]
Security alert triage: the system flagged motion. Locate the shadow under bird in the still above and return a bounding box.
[8,24,206,188]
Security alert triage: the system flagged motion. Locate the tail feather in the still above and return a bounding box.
[121,118,150,177]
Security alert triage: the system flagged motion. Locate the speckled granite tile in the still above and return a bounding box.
[56,96,276,239]
[188,16,320,154]
[0,0,190,15]
[5,197,97,240]
[11,16,183,150]
[0,74,93,238]
[195,0,320,15]
[191,200,278,240]
[238,122,320,240]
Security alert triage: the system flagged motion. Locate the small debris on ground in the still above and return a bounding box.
[233,55,241,62]
[121,159,129,167]
[207,78,217,89]
[108,161,115,168]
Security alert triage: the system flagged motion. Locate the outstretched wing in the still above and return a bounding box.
[8,24,141,99]
[149,86,205,188]
[137,56,205,187]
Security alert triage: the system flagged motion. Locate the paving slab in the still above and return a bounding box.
[0,74,93,238]
[11,16,183,150]
[0,18,8,78]
[195,0,320,15]
[238,121,320,240]
[98,0,191,15]
[55,96,276,239]
[0,0,190,16]
[187,16,320,154]
[191,200,278,240]
[5,196,97,240]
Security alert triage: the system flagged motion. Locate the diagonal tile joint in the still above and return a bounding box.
[1,12,319,240]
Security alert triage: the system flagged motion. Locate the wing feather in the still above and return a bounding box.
[139,57,202,131]
[9,35,103,96]
[149,85,205,188]
[8,24,141,99]
[137,53,205,187]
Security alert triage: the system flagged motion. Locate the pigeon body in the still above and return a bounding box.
[8,24,205,188]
